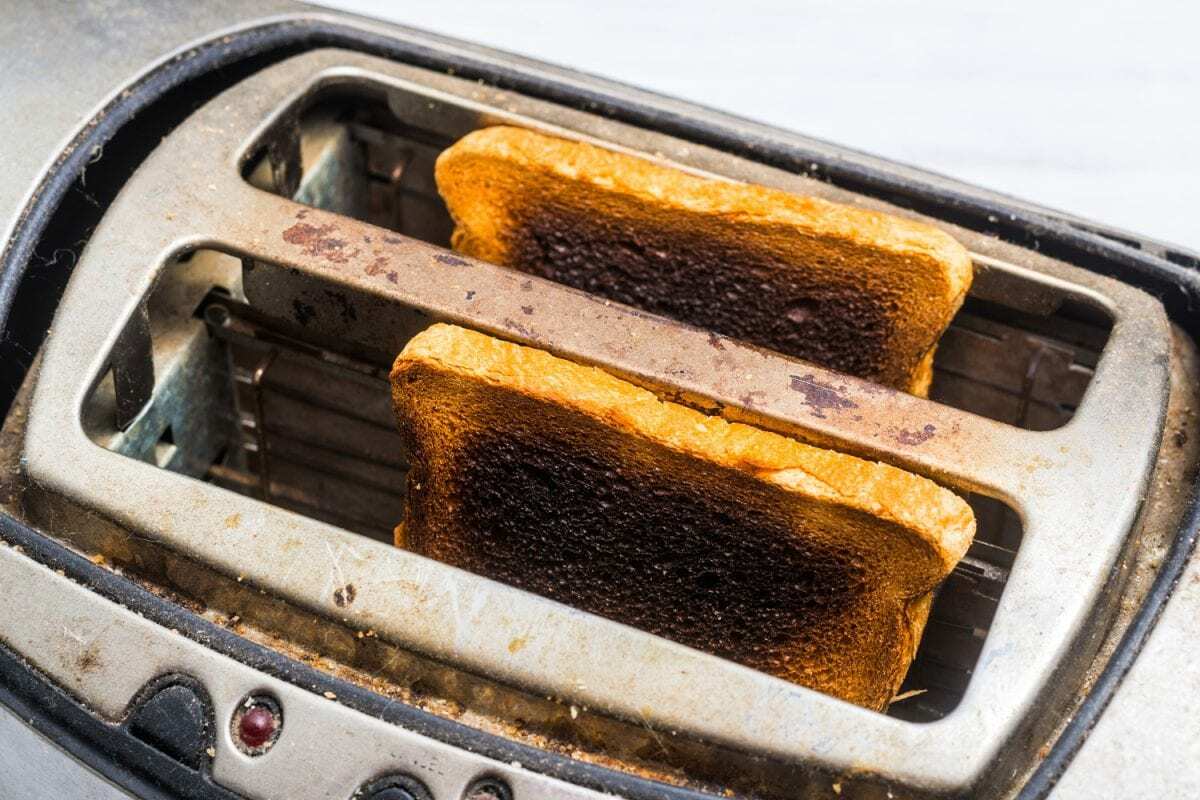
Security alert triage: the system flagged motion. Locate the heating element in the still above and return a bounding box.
[5,48,1183,799]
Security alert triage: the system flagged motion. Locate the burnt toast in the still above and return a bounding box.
[434,126,973,393]
[391,324,976,709]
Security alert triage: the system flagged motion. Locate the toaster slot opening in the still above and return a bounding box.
[81,248,1020,721]
[244,86,1112,431]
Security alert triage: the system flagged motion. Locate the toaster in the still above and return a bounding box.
[1,4,1197,799]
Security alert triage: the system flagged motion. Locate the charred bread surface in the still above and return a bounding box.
[391,324,976,709]
[435,126,973,393]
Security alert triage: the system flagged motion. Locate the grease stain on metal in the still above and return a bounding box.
[333,584,357,607]
[322,290,358,324]
[292,299,316,327]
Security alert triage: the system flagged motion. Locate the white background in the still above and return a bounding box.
[318,1,1198,250]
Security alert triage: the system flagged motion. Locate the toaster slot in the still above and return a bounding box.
[81,246,1019,722]
[245,87,1112,431]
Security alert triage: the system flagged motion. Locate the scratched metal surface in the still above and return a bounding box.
[16,48,1170,797]
[0,543,622,800]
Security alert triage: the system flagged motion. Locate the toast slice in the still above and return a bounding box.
[391,324,975,710]
[434,126,973,393]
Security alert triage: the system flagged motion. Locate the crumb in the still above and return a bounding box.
[323,691,337,700]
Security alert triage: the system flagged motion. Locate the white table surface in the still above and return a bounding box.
[318,0,1198,251]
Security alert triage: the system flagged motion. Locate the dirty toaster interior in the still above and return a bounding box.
[19,49,1176,800]
[95,65,1096,723]
[140,84,1106,719]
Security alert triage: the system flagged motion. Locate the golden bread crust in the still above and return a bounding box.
[391,324,975,709]
[435,126,972,393]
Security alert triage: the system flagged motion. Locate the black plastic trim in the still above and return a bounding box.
[0,14,1197,800]
[0,642,241,800]
[126,674,216,772]
[355,773,434,800]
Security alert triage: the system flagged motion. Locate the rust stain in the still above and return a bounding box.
[282,222,354,264]
[503,317,535,339]
[333,584,357,608]
[789,373,857,418]
[433,253,470,267]
[738,390,766,409]
[664,366,695,381]
[507,636,527,654]
[892,424,937,446]
[224,513,241,529]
